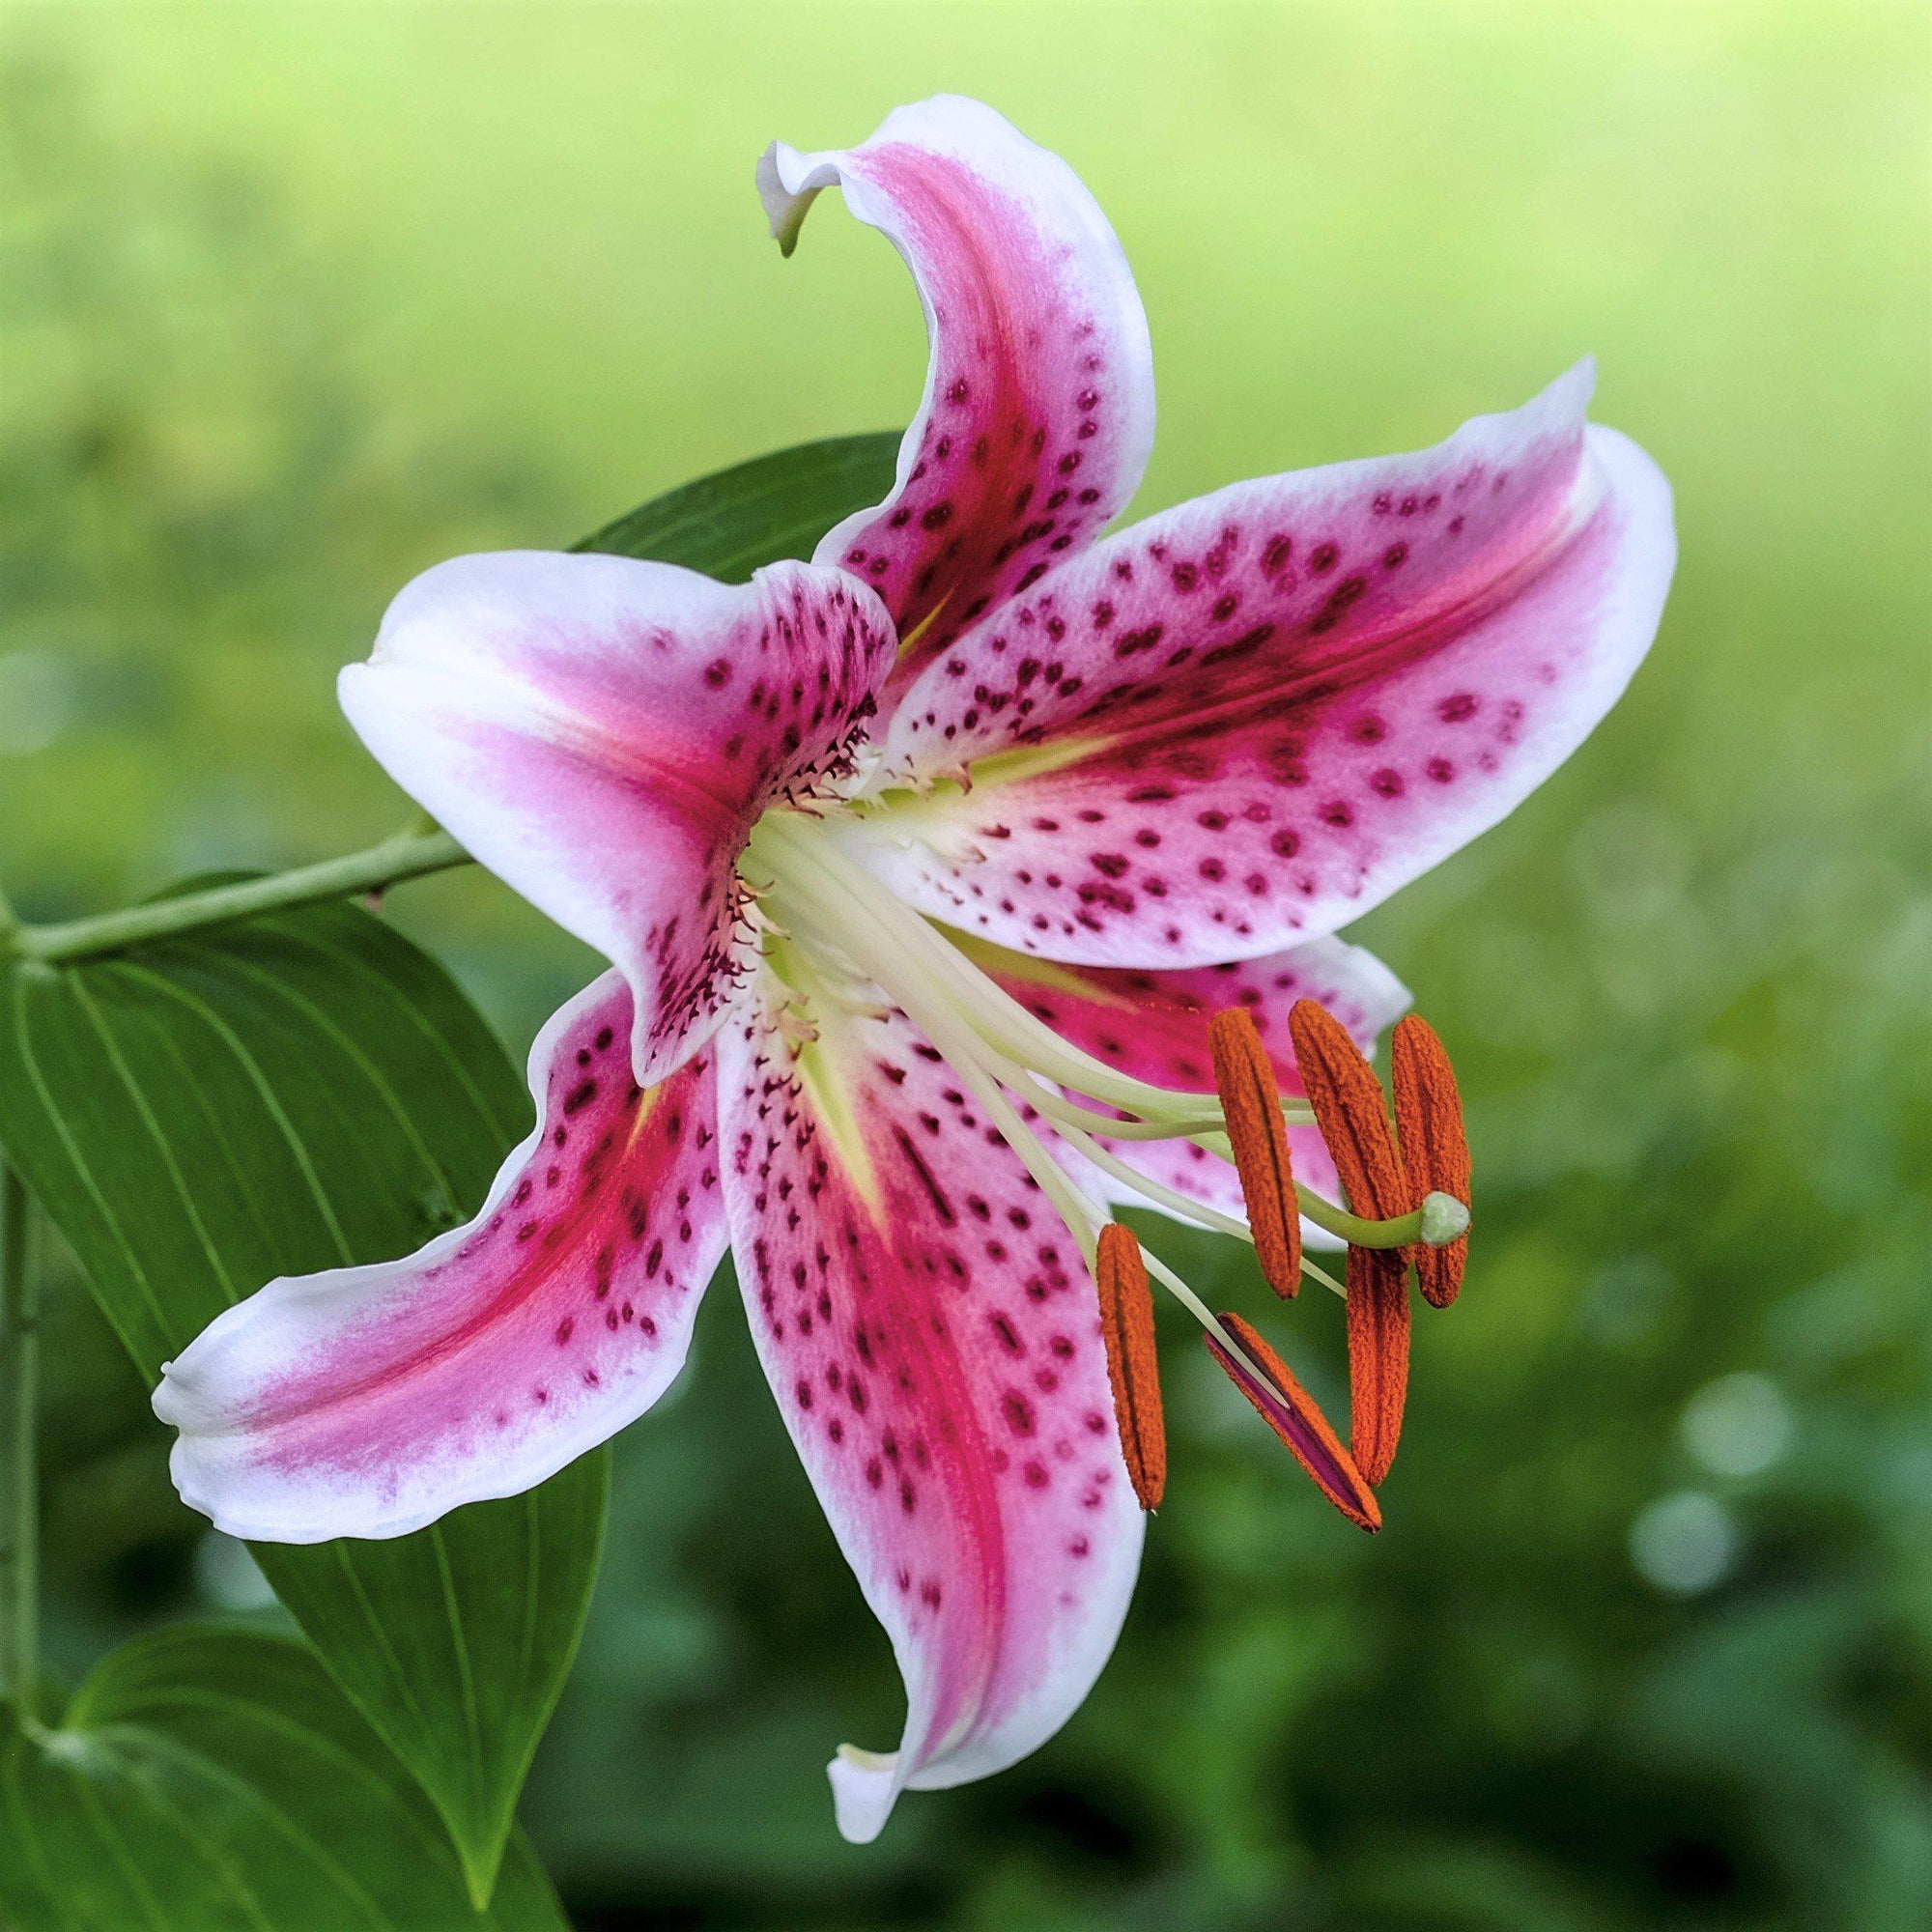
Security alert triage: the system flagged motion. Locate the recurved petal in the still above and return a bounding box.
[955,928,1410,1248]
[155,973,727,1544]
[717,980,1142,1843]
[759,96,1154,708]
[340,553,895,1087]
[860,364,1674,966]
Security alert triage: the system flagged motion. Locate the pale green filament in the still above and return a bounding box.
[752,813,1313,1129]
[755,807,1440,1251]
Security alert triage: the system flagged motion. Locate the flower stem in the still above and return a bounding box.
[0,1163,37,1715]
[7,828,471,966]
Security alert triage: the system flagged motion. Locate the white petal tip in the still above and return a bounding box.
[755,140,822,255]
[150,1359,208,1429]
[828,1743,902,1844]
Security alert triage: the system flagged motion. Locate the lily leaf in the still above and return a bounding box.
[0,901,605,1906]
[575,431,900,579]
[0,1626,567,1930]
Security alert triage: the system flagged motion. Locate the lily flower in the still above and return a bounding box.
[153,97,1674,1842]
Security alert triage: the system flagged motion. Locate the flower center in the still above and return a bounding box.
[739,805,1458,1397]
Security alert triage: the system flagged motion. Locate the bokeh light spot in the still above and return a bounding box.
[1630,1491,1740,1597]
[1680,1372,1792,1478]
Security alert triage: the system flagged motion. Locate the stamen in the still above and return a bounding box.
[1345,1247,1409,1489]
[1204,1314,1380,1533]
[1288,999,1417,1487]
[1286,1000,1413,1226]
[753,816,1408,1444]
[1003,1080,1227,1143]
[1095,1224,1166,1511]
[1208,1009,1302,1299]
[1392,1015,1470,1308]
[1010,1075,1259,1246]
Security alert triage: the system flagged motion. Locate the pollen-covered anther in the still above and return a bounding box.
[1287,1000,1412,1224]
[1094,1222,1166,1511]
[1343,1247,1409,1490]
[1393,1014,1471,1307]
[1207,1009,1302,1299]
[1288,998,1416,1487]
[1205,1314,1380,1533]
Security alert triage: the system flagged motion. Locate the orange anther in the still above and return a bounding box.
[1289,999,1416,1487]
[1287,1000,1411,1224]
[1392,1014,1470,1308]
[1345,1246,1409,1487]
[1094,1223,1166,1511]
[1205,1313,1380,1532]
[1208,1008,1302,1298]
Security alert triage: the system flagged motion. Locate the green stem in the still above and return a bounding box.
[0,1164,37,1715]
[7,828,471,966]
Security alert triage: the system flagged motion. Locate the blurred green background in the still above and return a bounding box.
[3,2,1928,1926]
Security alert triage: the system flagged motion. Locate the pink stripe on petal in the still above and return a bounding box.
[154,974,727,1544]
[960,931,1408,1246]
[864,367,1674,966]
[341,554,895,1086]
[759,97,1154,711]
[717,980,1142,1843]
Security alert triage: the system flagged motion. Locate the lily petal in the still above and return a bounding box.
[341,554,895,1085]
[859,365,1674,965]
[155,974,726,1543]
[759,96,1155,707]
[956,929,1409,1246]
[718,978,1143,1842]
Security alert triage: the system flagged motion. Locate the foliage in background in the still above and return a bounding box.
[1,6,1927,1929]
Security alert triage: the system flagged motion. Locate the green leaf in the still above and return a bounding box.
[0,1626,567,1931]
[0,900,607,1905]
[574,431,900,579]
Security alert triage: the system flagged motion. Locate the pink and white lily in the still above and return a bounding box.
[153,97,1674,1842]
